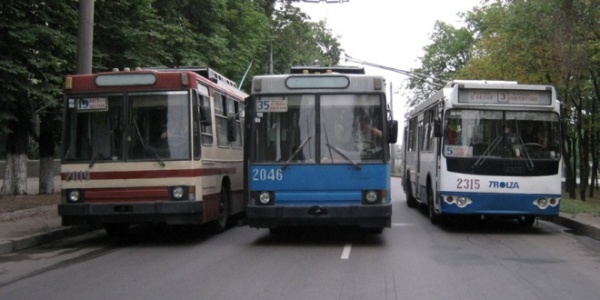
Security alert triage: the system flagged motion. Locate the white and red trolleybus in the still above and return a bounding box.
[58,67,247,235]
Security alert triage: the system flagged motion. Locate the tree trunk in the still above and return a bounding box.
[562,119,576,199]
[0,153,28,195]
[0,104,31,195]
[38,112,57,194]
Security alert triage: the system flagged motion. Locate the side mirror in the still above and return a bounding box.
[388,120,398,144]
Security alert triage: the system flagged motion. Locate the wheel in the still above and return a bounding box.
[208,186,230,234]
[405,176,418,208]
[104,223,129,237]
[518,216,536,226]
[427,187,441,224]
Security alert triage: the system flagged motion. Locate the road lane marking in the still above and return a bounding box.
[392,223,415,227]
[341,243,352,259]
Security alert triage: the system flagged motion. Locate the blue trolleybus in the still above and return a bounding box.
[402,80,562,225]
[244,66,398,232]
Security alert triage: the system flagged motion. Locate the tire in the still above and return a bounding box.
[427,187,441,224]
[104,223,129,237]
[405,176,418,208]
[208,186,230,234]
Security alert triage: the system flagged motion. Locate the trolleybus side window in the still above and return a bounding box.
[408,118,418,152]
[192,90,201,160]
[199,90,213,146]
[215,92,229,147]
[228,97,243,148]
[422,108,436,152]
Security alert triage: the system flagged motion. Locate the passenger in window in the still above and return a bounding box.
[358,110,382,140]
[446,120,459,145]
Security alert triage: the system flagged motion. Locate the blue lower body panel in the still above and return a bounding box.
[438,191,560,216]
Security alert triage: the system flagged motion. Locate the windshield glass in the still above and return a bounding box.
[251,94,385,165]
[63,94,124,162]
[128,91,190,160]
[444,109,560,160]
[63,91,191,162]
[252,95,316,163]
[320,95,384,163]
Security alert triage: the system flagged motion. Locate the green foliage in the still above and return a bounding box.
[405,21,475,105]
[0,1,78,136]
[270,2,343,74]
[0,0,341,139]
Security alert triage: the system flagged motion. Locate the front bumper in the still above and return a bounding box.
[246,204,391,229]
[58,201,204,226]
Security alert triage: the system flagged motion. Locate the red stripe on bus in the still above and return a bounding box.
[61,167,236,180]
[85,187,169,202]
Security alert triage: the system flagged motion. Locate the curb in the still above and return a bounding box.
[0,224,101,256]
[549,215,600,241]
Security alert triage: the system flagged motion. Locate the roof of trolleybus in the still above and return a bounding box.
[410,80,558,116]
[251,73,385,95]
[64,67,247,99]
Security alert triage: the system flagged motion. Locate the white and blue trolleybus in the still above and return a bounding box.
[402,80,562,225]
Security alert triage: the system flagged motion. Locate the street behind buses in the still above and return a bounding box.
[244,66,398,233]
[59,67,247,235]
[402,80,562,225]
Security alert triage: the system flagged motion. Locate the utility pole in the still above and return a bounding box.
[76,0,94,74]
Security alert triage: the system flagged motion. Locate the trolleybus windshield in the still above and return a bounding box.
[252,94,385,165]
[63,90,190,163]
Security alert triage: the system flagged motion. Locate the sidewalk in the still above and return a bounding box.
[0,177,101,255]
[0,205,99,255]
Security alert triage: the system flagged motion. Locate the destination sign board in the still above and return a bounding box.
[458,89,551,105]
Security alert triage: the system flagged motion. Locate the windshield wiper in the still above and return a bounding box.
[472,135,503,169]
[323,126,360,170]
[325,143,361,170]
[515,135,535,171]
[133,121,165,167]
[281,135,312,170]
[89,154,97,168]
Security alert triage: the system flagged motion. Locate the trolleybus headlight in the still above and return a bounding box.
[259,192,272,205]
[456,197,471,208]
[364,190,379,204]
[549,198,559,207]
[170,186,190,200]
[171,186,185,200]
[534,198,549,209]
[67,190,81,203]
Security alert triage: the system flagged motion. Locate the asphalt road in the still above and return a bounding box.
[1,177,600,300]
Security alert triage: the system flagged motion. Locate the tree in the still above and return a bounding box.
[0,1,78,195]
[270,1,342,74]
[405,21,475,107]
